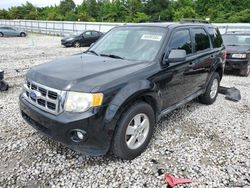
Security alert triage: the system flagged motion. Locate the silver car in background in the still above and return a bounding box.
[0,27,26,37]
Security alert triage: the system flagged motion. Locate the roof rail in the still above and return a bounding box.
[180,18,209,24]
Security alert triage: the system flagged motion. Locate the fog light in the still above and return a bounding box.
[69,129,87,143]
[77,131,84,140]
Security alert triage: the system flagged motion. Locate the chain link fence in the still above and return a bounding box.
[0,19,124,36]
[0,19,250,36]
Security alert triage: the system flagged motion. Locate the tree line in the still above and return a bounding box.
[0,0,249,23]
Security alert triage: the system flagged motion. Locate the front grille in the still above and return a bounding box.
[23,80,65,115]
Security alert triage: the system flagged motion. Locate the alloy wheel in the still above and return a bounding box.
[125,113,150,150]
[210,78,218,99]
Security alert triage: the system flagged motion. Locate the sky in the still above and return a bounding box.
[0,0,83,9]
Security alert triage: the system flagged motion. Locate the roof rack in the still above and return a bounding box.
[180,18,209,24]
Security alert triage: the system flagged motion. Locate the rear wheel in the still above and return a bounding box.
[0,32,3,37]
[199,72,220,105]
[20,32,26,37]
[240,63,250,77]
[112,102,155,160]
[73,41,81,48]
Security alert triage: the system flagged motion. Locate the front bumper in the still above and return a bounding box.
[61,41,73,47]
[19,94,111,156]
[225,59,249,70]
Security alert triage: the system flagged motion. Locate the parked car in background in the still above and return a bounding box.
[61,30,103,48]
[222,32,250,76]
[0,27,26,37]
[20,20,225,160]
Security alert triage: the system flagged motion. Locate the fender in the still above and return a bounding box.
[205,52,224,87]
[103,80,160,130]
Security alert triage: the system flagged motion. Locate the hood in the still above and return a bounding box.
[225,45,250,53]
[62,35,79,40]
[27,54,150,92]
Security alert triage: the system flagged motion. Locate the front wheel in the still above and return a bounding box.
[199,72,220,105]
[0,32,4,37]
[73,41,81,48]
[112,102,155,160]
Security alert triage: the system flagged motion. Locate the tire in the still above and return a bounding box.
[199,72,220,105]
[73,41,81,48]
[0,32,4,37]
[112,102,155,160]
[20,32,26,37]
[240,63,250,77]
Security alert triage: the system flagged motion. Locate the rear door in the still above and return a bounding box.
[82,31,93,46]
[189,27,214,90]
[91,31,100,43]
[160,27,202,108]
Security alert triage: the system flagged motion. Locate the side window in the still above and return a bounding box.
[84,31,91,37]
[208,28,223,48]
[192,28,210,52]
[92,31,99,36]
[169,29,192,54]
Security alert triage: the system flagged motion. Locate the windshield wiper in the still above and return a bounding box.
[100,54,124,59]
[85,50,99,56]
[227,44,239,46]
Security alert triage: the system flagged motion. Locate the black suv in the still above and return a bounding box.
[222,32,250,76]
[20,21,225,160]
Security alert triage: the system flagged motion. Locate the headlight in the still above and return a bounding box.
[64,92,103,112]
[232,53,247,59]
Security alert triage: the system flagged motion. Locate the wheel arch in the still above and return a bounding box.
[104,80,161,131]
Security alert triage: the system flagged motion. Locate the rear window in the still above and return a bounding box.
[192,28,210,52]
[222,34,250,46]
[208,28,223,48]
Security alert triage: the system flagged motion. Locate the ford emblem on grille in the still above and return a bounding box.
[30,90,42,100]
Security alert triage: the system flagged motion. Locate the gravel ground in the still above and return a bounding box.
[0,34,249,188]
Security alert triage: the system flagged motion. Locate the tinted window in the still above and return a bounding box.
[208,28,223,48]
[169,30,192,54]
[92,31,99,36]
[84,31,91,37]
[192,28,210,52]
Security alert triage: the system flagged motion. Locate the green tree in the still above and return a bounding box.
[59,0,76,16]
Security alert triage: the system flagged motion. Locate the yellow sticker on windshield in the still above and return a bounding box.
[141,35,162,41]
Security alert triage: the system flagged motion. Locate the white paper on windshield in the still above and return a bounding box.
[141,34,162,41]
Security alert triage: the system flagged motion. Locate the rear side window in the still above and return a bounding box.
[92,31,99,36]
[208,28,223,48]
[192,28,210,52]
[169,29,192,54]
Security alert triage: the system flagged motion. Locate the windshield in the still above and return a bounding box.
[222,34,250,46]
[89,26,167,62]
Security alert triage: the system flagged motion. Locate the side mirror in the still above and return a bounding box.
[166,49,187,63]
